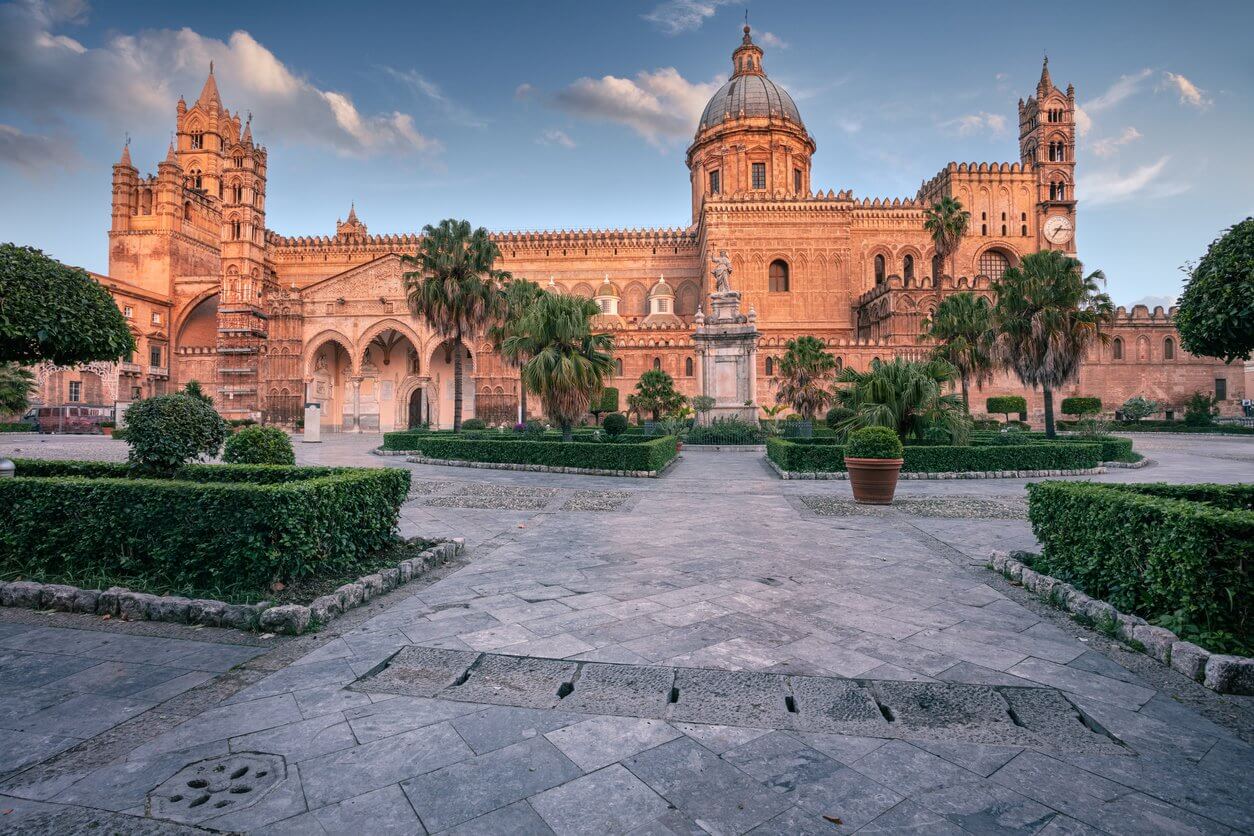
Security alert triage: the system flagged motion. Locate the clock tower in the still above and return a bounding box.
[1018,57,1077,253]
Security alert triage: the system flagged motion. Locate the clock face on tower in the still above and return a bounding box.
[1044,215,1074,244]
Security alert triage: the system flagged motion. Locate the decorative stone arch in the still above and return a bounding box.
[570,282,594,299]
[1136,334,1151,362]
[426,337,477,374]
[674,281,699,316]
[622,282,648,317]
[971,241,1019,281]
[866,245,893,285]
[356,318,425,370]
[304,329,357,376]
[173,288,220,345]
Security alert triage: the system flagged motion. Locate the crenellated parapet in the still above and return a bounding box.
[268,225,698,252]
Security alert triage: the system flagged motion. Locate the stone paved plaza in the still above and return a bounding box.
[0,432,1251,834]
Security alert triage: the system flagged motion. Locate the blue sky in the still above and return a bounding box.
[2,0,1250,307]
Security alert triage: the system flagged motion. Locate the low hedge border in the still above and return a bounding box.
[386,434,679,475]
[971,432,1137,463]
[0,423,36,433]
[766,437,1105,475]
[765,456,1104,481]
[989,550,1253,695]
[407,451,682,478]
[0,539,464,636]
[0,460,411,596]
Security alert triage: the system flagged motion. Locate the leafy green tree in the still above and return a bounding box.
[990,250,1114,438]
[1060,397,1102,417]
[403,220,508,432]
[503,293,615,442]
[1119,396,1161,423]
[0,244,135,365]
[986,395,1026,424]
[223,426,295,465]
[921,292,994,412]
[1183,391,1219,426]
[488,277,546,422]
[590,387,619,424]
[774,336,837,420]
[124,393,227,475]
[630,369,685,422]
[0,363,35,417]
[832,357,971,443]
[1175,218,1254,363]
[923,196,970,278]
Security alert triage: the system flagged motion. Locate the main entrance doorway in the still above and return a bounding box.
[408,388,426,428]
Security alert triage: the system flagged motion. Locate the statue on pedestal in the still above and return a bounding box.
[711,250,734,294]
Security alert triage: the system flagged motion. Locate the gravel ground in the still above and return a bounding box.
[406,480,453,497]
[802,494,1028,519]
[425,483,558,510]
[0,436,128,462]
[561,490,634,512]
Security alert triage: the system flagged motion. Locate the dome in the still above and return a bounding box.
[595,276,620,298]
[699,74,804,132]
[649,276,673,296]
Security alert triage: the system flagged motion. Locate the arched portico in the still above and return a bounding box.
[357,326,429,431]
[305,335,354,431]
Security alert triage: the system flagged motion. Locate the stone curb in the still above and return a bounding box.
[766,456,1106,481]
[0,538,466,637]
[401,453,681,479]
[989,549,1253,695]
[1102,458,1153,469]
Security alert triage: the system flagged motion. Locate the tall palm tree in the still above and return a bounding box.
[774,335,837,421]
[920,292,994,412]
[488,277,546,424]
[990,249,1114,438]
[923,196,970,278]
[402,219,509,432]
[832,357,971,443]
[0,363,35,417]
[503,293,615,442]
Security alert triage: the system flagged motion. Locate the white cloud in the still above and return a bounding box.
[837,118,863,134]
[1073,106,1092,137]
[1084,156,1188,206]
[758,32,789,49]
[553,67,719,147]
[514,83,535,101]
[642,0,734,35]
[0,123,81,172]
[1130,294,1176,311]
[383,67,485,128]
[537,129,576,149]
[1160,72,1211,109]
[0,2,439,158]
[1077,68,1151,136]
[1090,126,1142,157]
[939,111,1008,136]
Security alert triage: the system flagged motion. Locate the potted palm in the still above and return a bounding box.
[844,426,904,505]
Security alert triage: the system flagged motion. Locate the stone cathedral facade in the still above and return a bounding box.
[41,28,1244,429]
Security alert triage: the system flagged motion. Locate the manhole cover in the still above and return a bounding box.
[148,752,286,824]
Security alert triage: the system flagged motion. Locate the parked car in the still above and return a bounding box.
[34,405,114,434]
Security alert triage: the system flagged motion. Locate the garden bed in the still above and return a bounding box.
[766,437,1106,477]
[382,432,679,476]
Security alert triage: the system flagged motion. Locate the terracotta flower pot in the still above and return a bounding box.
[101,426,114,437]
[844,457,904,504]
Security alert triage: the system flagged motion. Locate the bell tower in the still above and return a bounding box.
[1019,57,1077,253]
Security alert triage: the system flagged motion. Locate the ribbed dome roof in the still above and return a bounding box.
[699,74,804,132]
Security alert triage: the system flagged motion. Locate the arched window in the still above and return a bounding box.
[903,255,914,282]
[231,181,243,203]
[234,155,243,169]
[977,250,1010,281]
[231,219,242,240]
[1050,180,1067,201]
[835,357,843,371]
[189,168,203,190]
[190,131,203,150]
[183,201,192,221]
[769,259,789,292]
[1112,338,1124,361]
[765,356,774,376]
[684,357,694,376]
[615,358,623,376]
[874,255,886,284]
[1164,337,1175,360]
[652,357,661,370]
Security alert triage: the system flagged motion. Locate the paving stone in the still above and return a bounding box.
[850,740,981,797]
[442,799,556,835]
[529,763,671,834]
[672,722,773,754]
[0,728,82,775]
[229,711,357,762]
[558,661,674,716]
[309,784,425,834]
[355,645,480,697]
[344,695,484,743]
[871,680,1015,734]
[0,650,102,688]
[452,705,581,755]
[1006,658,1156,710]
[13,692,155,739]
[445,653,578,709]
[402,737,581,832]
[53,660,188,698]
[545,716,681,771]
[858,799,968,834]
[666,667,794,728]
[787,674,886,735]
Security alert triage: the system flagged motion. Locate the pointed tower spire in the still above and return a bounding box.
[119,135,132,167]
[1038,54,1053,92]
[197,61,221,106]
[165,139,178,164]
[347,202,358,223]
[242,111,253,143]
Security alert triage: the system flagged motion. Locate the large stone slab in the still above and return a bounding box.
[352,646,480,697]
[557,661,674,716]
[666,667,794,729]
[442,653,578,709]
[787,674,888,736]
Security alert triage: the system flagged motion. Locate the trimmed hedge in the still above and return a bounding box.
[0,422,35,432]
[1104,420,1254,435]
[767,437,1102,473]
[1060,396,1102,416]
[1027,481,1252,645]
[223,426,295,465]
[986,396,1027,415]
[0,460,410,595]
[392,434,679,472]
[970,431,1136,463]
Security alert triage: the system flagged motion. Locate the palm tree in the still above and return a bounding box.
[923,196,970,278]
[402,219,509,432]
[488,277,546,424]
[920,292,994,412]
[990,249,1114,438]
[0,363,35,417]
[832,357,971,443]
[774,335,837,421]
[503,293,615,442]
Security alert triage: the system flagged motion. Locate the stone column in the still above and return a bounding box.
[344,377,362,433]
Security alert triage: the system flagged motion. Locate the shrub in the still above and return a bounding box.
[0,422,35,432]
[459,418,487,432]
[591,387,619,420]
[1120,396,1161,423]
[986,396,1027,423]
[972,418,1002,430]
[687,416,764,445]
[223,426,295,465]
[602,412,629,437]
[1175,217,1254,364]
[691,395,716,416]
[124,394,227,475]
[825,406,854,430]
[845,426,903,459]
[1183,391,1218,426]
[1028,481,1252,651]
[768,437,1102,473]
[384,433,677,472]
[0,461,410,598]
[1060,397,1101,417]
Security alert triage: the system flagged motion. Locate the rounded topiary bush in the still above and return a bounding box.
[603,412,628,437]
[1061,396,1102,417]
[222,425,295,465]
[124,393,227,475]
[986,396,1027,416]
[460,418,487,432]
[825,406,854,429]
[845,426,904,459]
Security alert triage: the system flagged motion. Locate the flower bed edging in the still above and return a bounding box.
[989,549,1253,695]
[765,457,1105,481]
[404,454,681,478]
[0,538,465,637]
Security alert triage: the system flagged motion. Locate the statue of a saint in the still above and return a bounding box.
[711,250,733,294]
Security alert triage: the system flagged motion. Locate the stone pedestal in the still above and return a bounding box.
[692,291,759,424]
[303,404,322,443]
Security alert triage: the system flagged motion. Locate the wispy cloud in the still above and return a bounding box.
[642,0,734,35]
[0,0,439,158]
[383,67,485,128]
[514,83,535,101]
[0,123,81,172]
[552,68,719,147]
[1077,68,1152,136]
[1159,72,1212,109]
[758,32,788,49]
[537,129,576,149]
[1084,156,1188,206]
[938,111,1008,137]
[1090,126,1142,157]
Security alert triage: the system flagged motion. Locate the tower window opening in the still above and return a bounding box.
[765,356,774,376]
[751,162,766,189]
[769,259,790,292]
[685,357,694,376]
[874,254,885,284]
[793,168,802,193]
[652,357,661,370]
[190,132,203,149]
[1112,338,1124,361]
[977,250,1010,281]
[709,169,720,195]
[1164,338,1175,360]
[903,255,914,281]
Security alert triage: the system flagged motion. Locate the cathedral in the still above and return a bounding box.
[42,27,1244,429]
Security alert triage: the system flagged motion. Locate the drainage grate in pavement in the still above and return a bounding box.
[148,752,286,825]
[353,647,1126,755]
